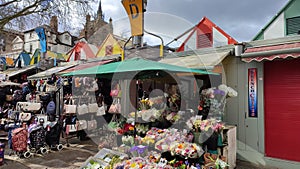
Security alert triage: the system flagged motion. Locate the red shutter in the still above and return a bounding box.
[264,58,300,162]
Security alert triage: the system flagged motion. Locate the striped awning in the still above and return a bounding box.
[241,53,300,63]
[241,42,300,62]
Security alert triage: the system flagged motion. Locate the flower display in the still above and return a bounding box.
[139,98,152,110]
[165,112,181,123]
[186,116,225,133]
[130,145,148,157]
[140,136,155,147]
[135,124,149,136]
[169,141,204,159]
[122,136,134,146]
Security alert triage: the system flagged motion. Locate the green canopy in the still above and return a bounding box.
[62,57,218,77]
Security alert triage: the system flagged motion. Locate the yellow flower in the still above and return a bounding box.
[131,163,136,168]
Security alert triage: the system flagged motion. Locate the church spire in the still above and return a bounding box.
[97,0,104,20]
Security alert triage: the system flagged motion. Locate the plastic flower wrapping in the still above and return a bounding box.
[186,116,225,133]
[198,84,238,120]
[122,136,134,146]
[165,112,181,123]
[140,135,155,147]
[130,145,148,157]
[135,124,149,136]
[169,141,204,159]
[148,128,194,152]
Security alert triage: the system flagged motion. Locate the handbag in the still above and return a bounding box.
[17,102,42,111]
[46,84,56,92]
[108,115,119,131]
[108,98,121,114]
[77,120,87,130]
[65,105,77,114]
[110,83,122,97]
[87,120,97,130]
[66,124,77,134]
[110,89,119,97]
[88,103,98,113]
[77,104,88,115]
[19,112,32,121]
[96,105,106,116]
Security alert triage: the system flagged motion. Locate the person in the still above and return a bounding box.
[198,83,210,120]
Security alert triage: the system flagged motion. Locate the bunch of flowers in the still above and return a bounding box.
[165,112,181,123]
[116,123,135,135]
[140,136,155,147]
[186,116,225,133]
[122,136,134,146]
[169,141,204,159]
[198,84,238,120]
[139,98,152,110]
[130,145,148,157]
[120,157,147,169]
[168,160,201,169]
[135,124,149,136]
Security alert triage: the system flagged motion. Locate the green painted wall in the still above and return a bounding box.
[284,0,300,19]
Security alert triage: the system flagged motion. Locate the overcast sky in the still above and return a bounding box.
[97,0,288,46]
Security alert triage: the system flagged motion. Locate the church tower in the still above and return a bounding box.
[80,0,113,45]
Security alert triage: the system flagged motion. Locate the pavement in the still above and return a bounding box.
[0,135,279,169]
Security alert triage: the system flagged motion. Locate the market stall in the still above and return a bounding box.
[80,83,237,169]
[61,57,236,169]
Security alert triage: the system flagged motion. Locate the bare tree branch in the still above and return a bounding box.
[0,0,97,32]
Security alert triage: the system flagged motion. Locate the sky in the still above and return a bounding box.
[94,0,288,46]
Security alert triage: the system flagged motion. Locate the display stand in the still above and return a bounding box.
[222,125,236,169]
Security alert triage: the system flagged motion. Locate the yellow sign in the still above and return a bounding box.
[122,0,144,36]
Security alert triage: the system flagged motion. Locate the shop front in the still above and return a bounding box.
[224,36,300,168]
[62,57,238,169]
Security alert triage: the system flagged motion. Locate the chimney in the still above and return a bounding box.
[50,16,58,33]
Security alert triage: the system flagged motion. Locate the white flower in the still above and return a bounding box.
[227,86,238,97]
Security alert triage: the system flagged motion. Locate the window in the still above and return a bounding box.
[286,16,300,35]
[29,32,34,39]
[105,45,113,56]
[197,33,212,49]
[48,46,51,51]
[65,35,69,41]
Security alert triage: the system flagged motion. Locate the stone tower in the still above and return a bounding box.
[79,0,112,41]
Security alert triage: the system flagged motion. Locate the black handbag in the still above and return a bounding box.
[40,94,50,102]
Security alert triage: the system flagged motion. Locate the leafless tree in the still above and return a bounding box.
[0,0,97,33]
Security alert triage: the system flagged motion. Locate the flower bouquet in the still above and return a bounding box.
[130,145,148,157]
[198,84,238,120]
[140,136,155,148]
[165,112,181,123]
[186,116,225,145]
[122,136,134,146]
[169,141,204,159]
[135,124,149,137]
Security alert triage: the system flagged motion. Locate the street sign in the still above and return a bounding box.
[122,0,144,36]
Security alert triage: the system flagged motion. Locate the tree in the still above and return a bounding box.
[0,0,97,33]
